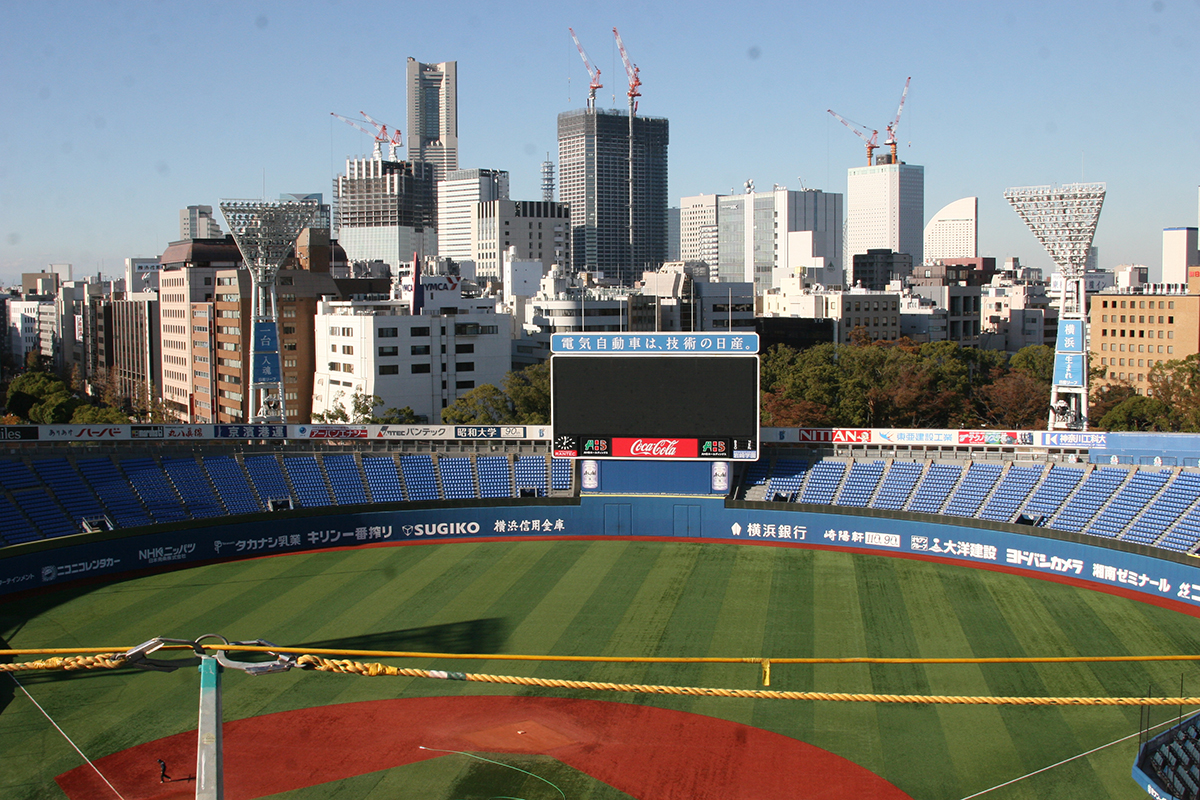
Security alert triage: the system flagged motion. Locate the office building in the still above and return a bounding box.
[1091,287,1199,395]
[761,279,901,344]
[437,168,509,263]
[126,257,160,293]
[180,206,223,240]
[334,155,436,271]
[845,162,924,267]
[472,200,570,280]
[407,59,458,183]
[1163,227,1199,286]
[851,249,912,291]
[680,195,721,271]
[715,188,842,291]
[923,197,977,260]
[558,108,669,285]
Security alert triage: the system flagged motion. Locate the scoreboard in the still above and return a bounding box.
[550,332,759,461]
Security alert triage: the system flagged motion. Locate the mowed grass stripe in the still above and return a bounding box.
[811,550,885,774]
[859,556,960,799]
[892,558,1023,798]
[749,546,816,744]
[686,544,776,724]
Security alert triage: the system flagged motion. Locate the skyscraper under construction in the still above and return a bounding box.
[557,108,668,286]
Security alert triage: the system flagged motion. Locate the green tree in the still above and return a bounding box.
[503,363,550,423]
[1148,354,1200,431]
[977,370,1051,429]
[70,404,129,424]
[440,384,518,424]
[1009,345,1055,385]
[5,372,68,420]
[28,390,80,424]
[1099,395,1172,431]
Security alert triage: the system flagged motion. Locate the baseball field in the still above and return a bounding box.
[3,537,1199,800]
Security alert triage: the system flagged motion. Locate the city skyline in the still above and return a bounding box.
[2,0,1197,284]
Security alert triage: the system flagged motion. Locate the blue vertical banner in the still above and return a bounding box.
[252,321,282,384]
[1052,319,1085,387]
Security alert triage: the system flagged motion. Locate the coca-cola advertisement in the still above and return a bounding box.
[611,438,699,459]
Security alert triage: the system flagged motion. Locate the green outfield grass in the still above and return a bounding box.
[3,539,1200,800]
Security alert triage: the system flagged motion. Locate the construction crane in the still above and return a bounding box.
[827,109,878,166]
[358,111,402,159]
[883,77,911,164]
[612,27,641,114]
[568,27,602,111]
[331,111,400,160]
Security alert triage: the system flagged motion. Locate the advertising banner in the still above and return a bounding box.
[551,332,759,354]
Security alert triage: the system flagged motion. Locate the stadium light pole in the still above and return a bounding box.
[220,200,318,423]
[123,636,298,800]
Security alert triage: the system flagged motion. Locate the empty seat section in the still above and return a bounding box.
[323,454,369,505]
[550,458,572,491]
[400,455,439,501]
[0,496,37,544]
[514,456,548,496]
[1022,466,1085,521]
[283,456,332,508]
[362,456,405,502]
[835,461,885,507]
[477,456,512,498]
[906,464,962,515]
[741,459,771,499]
[800,461,846,505]
[243,456,292,507]
[33,459,102,527]
[1125,473,1200,546]
[162,458,224,518]
[944,463,1003,518]
[13,488,75,538]
[438,457,476,499]
[1051,467,1128,533]
[202,456,262,515]
[78,458,152,528]
[1160,505,1200,553]
[0,460,40,490]
[122,458,189,523]
[872,462,924,510]
[767,459,807,500]
[979,464,1045,522]
[1091,469,1170,538]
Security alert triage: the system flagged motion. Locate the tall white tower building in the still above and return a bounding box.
[437,168,509,263]
[715,187,842,291]
[845,162,924,267]
[923,197,977,261]
[407,59,458,183]
[679,194,722,269]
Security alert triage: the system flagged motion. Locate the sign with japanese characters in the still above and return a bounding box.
[252,321,282,384]
[551,333,758,355]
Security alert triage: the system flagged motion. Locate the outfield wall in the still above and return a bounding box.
[4,496,1200,614]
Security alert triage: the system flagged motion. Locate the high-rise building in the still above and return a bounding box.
[923,197,977,261]
[407,59,458,183]
[715,188,842,291]
[1162,227,1198,285]
[334,155,436,271]
[180,206,223,240]
[558,108,669,285]
[680,194,721,270]
[472,200,570,280]
[437,169,509,263]
[845,162,924,267]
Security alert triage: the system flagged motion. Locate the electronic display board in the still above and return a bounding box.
[550,333,759,460]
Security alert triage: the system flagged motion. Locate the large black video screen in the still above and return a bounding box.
[551,355,759,441]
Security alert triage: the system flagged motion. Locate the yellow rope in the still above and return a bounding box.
[0,653,125,673]
[291,655,1200,707]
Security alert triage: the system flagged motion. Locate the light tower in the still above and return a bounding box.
[220,199,318,423]
[1004,182,1106,430]
[542,153,555,202]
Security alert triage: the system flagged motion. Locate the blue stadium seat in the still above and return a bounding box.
[283,456,333,508]
[767,459,808,500]
[872,461,924,510]
[0,460,40,490]
[835,461,886,507]
[0,495,40,543]
[800,461,846,505]
[122,458,189,523]
[943,463,1003,518]
[162,458,225,518]
[551,458,572,492]
[1022,465,1085,521]
[477,456,512,499]
[438,457,476,499]
[32,459,103,528]
[1090,469,1170,539]
[322,454,369,505]
[77,458,152,528]
[243,455,292,507]
[13,488,76,538]
[1050,467,1128,533]
[978,464,1045,523]
[515,456,548,496]
[362,456,405,502]
[906,464,962,515]
[400,455,439,501]
[202,456,262,515]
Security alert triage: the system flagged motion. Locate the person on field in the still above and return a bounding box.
[158,759,171,783]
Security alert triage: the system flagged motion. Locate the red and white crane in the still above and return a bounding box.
[331,111,401,160]
[883,77,911,164]
[612,26,641,115]
[827,109,878,166]
[568,27,602,111]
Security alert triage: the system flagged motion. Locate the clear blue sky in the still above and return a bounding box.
[2,0,1196,285]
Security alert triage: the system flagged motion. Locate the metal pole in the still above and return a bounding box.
[195,656,224,800]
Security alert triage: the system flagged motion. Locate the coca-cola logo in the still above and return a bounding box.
[629,439,681,456]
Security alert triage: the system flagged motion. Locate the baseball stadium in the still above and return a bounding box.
[4,415,1200,800]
